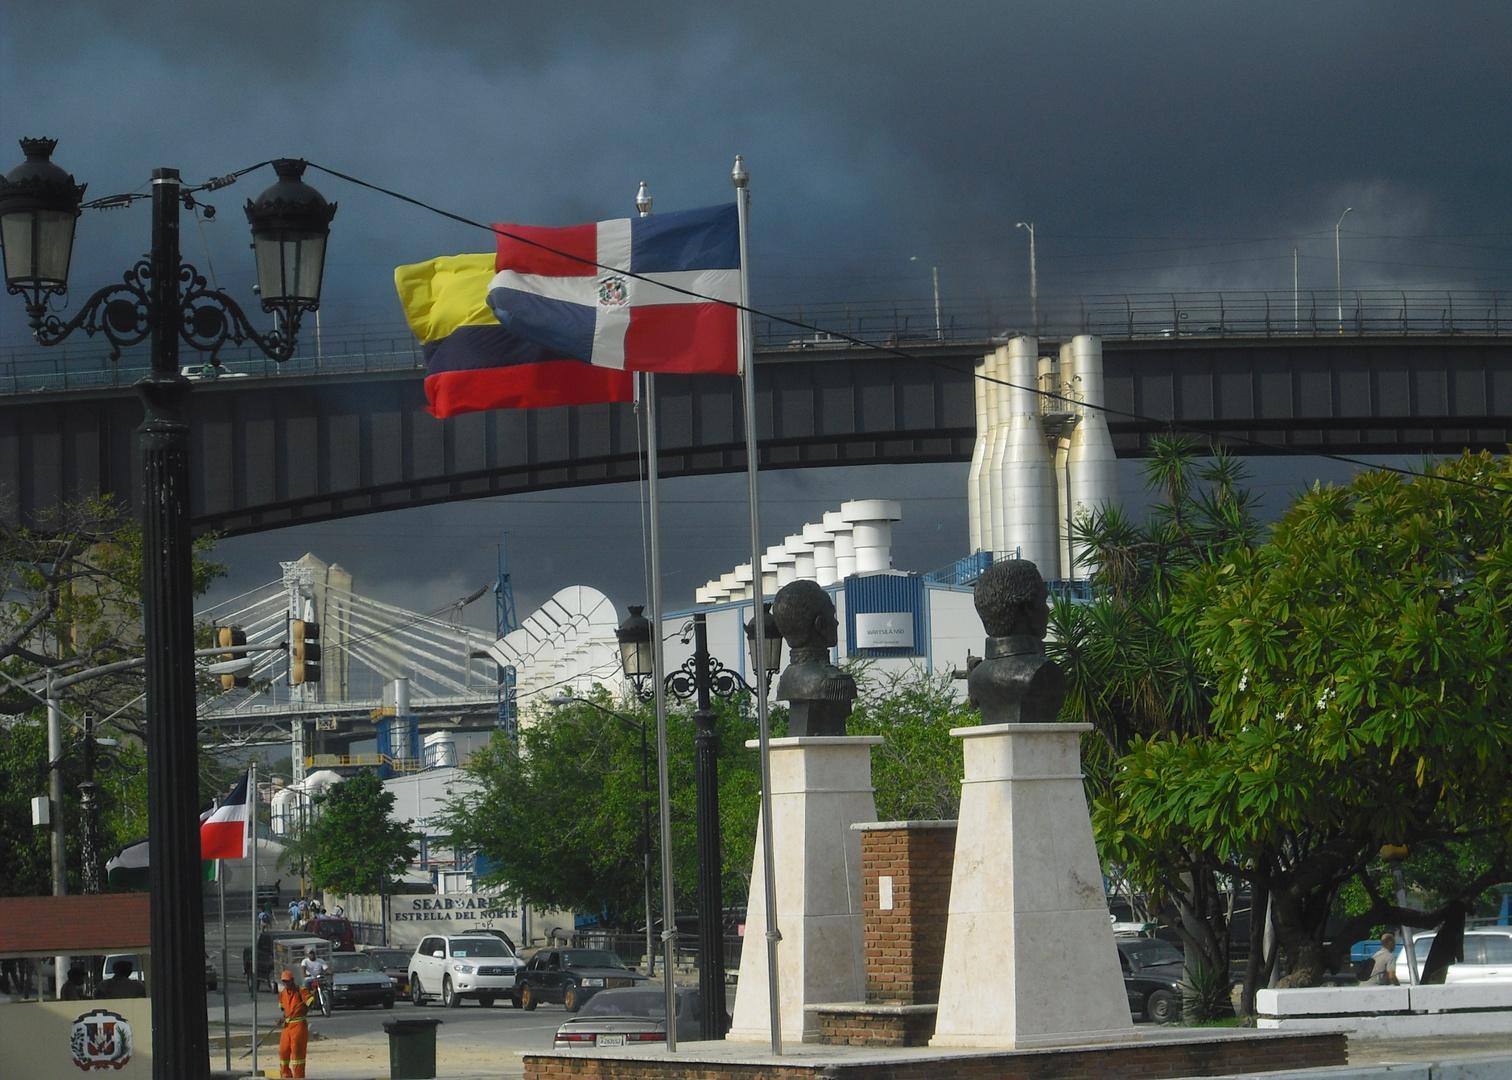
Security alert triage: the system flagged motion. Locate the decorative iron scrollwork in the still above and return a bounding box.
[664,653,755,703]
[28,257,304,363]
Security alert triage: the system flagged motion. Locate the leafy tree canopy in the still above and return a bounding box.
[281,771,419,895]
[1098,451,1512,985]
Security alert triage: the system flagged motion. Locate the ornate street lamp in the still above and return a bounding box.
[0,139,334,1080]
[745,602,782,693]
[616,605,654,696]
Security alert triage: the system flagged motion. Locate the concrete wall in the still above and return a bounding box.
[0,998,152,1079]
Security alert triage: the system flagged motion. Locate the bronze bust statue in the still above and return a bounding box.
[968,559,1067,724]
[772,579,857,737]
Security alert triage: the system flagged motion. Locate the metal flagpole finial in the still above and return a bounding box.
[732,155,749,189]
[636,181,652,217]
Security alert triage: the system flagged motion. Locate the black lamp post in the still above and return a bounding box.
[0,139,333,1080]
[618,606,771,1039]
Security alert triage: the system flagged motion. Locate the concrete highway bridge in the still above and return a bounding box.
[2,289,1510,534]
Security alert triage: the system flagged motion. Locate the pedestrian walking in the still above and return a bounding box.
[287,899,300,930]
[1368,932,1400,985]
[278,969,316,1078]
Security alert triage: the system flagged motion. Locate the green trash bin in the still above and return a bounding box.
[383,1018,442,1080]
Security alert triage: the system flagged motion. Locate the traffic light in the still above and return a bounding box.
[292,619,322,684]
[218,626,249,689]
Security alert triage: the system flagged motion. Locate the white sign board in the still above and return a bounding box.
[855,612,915,649]
[388,893,522,948]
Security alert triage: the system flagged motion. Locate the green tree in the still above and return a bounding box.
[0,498,225,894]
[1099,451,1512,1005]
[280,771,419,895]
[846,662,974,820]
[1050,437,1261,1004]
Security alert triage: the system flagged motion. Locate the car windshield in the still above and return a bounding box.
[449,939,508,958]
[1123,941,1183,967]
[562,950,627,970]
[579,990,666,1019]
[330,954,374,973]
[370,951,409,967]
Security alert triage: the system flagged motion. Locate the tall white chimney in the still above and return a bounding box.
[759,554,780,598]
[984,346,1010,553]
[733,563,754,602]
[785,534,817,581]
[840,499,903,575]
[803,522,838,586]
[768,545,798,587]
[1066,334,1119,578]
[823,511,857,579]
[966,352,989,553]
[1055,341,1076,579]
[999,336,1059,569]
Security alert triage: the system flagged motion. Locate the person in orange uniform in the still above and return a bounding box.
[278,969,316,1078]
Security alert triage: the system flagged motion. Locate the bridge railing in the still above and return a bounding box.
[4,290,1507,395]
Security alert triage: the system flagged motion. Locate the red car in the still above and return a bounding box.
[302,916,356,952]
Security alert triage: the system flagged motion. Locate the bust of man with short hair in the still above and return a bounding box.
[772,579,857,737]
[967,559,1066,724]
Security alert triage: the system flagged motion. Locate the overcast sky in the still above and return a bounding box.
[2,3,1505,626]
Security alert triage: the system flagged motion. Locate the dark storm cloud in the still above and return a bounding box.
[2,3,1505,621]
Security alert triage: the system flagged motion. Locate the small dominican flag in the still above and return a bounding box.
[199,771,252,860]
[487,203,741,375]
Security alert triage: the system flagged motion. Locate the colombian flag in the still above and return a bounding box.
[396,254,634,418]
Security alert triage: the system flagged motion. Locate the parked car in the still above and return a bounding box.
[459,927,519,953]
[408,934,523,1008]
[514,948,648,1012]
[1412,928,1512,983]
[554,986,702,1048]
[366,949,414,996]
[1116,938,1183,1024]
[301,916,356,952]
[328,952,396,1009]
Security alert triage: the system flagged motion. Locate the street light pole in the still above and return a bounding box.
[1335,206,1353,333]
[0,141,334,1080]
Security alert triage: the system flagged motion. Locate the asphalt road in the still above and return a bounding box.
[207,984,573,1076]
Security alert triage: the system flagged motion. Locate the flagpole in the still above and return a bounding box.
[219,859,230,1070]
[733,154,782,1055]
[249,762,259,1078]
[643,367,679,1051]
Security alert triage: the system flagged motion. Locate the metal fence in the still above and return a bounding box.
[566,930,744,975]
[4,289,1508,397]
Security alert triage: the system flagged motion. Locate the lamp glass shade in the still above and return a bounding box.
[253,230,326,305]
[0,140,85,292]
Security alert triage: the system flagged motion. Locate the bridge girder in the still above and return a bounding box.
[2,337,1509,535]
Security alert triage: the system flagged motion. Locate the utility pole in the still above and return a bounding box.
[1335,207,1353,333]
[1016,222,1037,336]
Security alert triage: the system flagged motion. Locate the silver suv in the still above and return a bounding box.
[407,934,525,1008]
[1412,927,1512,983]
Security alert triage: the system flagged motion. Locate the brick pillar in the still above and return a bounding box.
[855,820,957,1005]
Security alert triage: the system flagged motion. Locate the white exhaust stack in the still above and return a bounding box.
[841,499,903,574]
[803,522,838,585]
[985,346,1010,553]
[999,336,1059,569]
[1066,334,1119,577]
[759,554,780,598]
[785,534,817,581]
[733,563,754,602]
[768,545,798,587]
[823,511,857,579]
[966,352,989,553]
[1055,341,1076,578]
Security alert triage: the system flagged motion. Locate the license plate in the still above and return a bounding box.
[596,1034,625,1047]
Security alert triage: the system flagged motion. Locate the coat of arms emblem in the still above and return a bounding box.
[70,1009,134,1071]
[597,276,629,306]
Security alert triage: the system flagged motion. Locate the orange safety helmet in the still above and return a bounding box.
[280,970,295,982]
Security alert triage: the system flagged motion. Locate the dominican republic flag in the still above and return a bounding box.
[487,202,740,375]
[397,254,636,417]
[199,771,252,860]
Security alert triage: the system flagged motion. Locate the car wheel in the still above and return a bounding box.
[478,995,494,1007]
[442,976,460,1008]
[410,976,425,1006]
[1146,989,1178,1024]
[509,990,520,1009]
[563,984,582,1013]
[384,997,395,1010]
[521,985,537,1011]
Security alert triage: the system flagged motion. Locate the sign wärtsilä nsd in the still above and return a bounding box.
[854,612,915,649]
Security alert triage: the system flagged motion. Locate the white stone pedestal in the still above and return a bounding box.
[931,722,1134,1049]
[727,736,882,1045]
